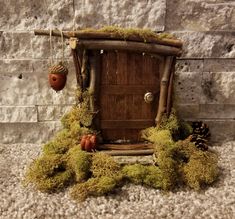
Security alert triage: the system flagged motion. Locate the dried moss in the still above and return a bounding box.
[70,176,117,201]
[61,89,94,129]
[183,150,219,190]
[25,154,73,192]
[66,147,92,182]
[91,153,122,179]
[81,26,176,41]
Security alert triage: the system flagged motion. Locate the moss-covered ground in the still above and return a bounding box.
[24,90,219,201]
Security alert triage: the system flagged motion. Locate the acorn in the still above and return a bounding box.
[48,62,68,91]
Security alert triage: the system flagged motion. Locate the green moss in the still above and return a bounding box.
[70,176,117,201]
[91,153,122,179]
[143,165,164,189]
[66,147,92,182]
[183,150,219,190]
[122,164,164,189]
[122,164,147,184]
[142,129,173,146]
[43,130,75,155]
[159,110,179,134]
[61,89,93,129]
[25,154,73,192]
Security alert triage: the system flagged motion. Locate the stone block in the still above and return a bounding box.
[173,31,235,58]
[0,60,33,75]
[74,0,166,31]
[0,64,76,106]
[204,120,235,143]
[175,59,203,74]
[0,106,37,123]
[204,59,235,72]
[199,104,235,119]
[0,32,33,59]
[175,104,200,120]
[0,122,62,144]
[0,0,74,31]
[201,72,235,104]
[166,0,235,31]
[32,36,71,59]
[38,105,72,121]
[174,72,202,104]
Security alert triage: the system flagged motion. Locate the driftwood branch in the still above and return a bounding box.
[155,56,174,126]
[81,50,89,89]
[89,50,101,130]
[76,40,182,56]
[71,49,83,89]
[34,29,183,48]
[166,57,176,116]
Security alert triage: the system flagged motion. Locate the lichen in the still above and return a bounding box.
[66,146,92,182]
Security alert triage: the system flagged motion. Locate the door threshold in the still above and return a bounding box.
[101,149,154,156]
[97,143,154,156]
[97,143,154,150]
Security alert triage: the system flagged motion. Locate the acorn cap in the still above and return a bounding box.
[48,62,68,75]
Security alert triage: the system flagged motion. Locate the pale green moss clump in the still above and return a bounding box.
[122,164,163,189]
[70,176,117,201]
[66,147,92,182]
[70,152,123,201]
[24,154,73,192]
[91,153,122,179]
[183,150,219,190]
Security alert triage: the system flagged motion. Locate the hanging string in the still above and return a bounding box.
[49,29,54,65]
[60,30,64,65]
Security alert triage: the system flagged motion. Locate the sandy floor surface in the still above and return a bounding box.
[0,142,234,219]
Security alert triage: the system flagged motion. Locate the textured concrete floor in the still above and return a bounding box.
[0,142,234,219]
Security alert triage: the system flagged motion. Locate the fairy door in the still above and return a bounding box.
[99,51,162,143]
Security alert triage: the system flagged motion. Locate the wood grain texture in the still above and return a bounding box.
[99,52,161,142]
[34,29,183,48]
[102,149,154,156]
[98,143,154,150]
[76,40,182,56]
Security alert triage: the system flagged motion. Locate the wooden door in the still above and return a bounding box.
[99,51,161,143]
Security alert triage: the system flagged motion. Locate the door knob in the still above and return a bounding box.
[144,92,154,103]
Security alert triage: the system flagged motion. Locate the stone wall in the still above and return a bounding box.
[0,0,234,143]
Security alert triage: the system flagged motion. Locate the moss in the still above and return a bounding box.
[143,165,164,189]
[183,150,219,190]
[91,153,122,179]
[122,164,164,189]
[81,26,176,41]
[66,147,92,182]
[142,129,173,146]
[25,154,73,192]
[159,110,179,134]
[61,89,94,129]
[70,176,117,201]
[43,130,75,155]
[122,164,147,184]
